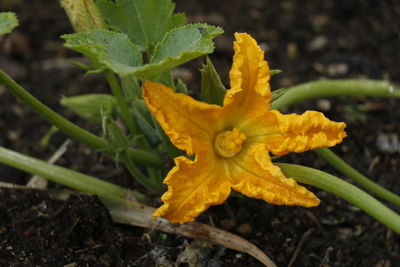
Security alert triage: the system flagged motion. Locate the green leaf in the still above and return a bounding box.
[151,24,222,63]
[96,0,186,52]
[152,70,174,88]
[61,0,105,32]
[63,25,222,80]
[62,29,143,75]
[135,24,224,79]
[200,57,226,105]
[167,13,186,33]
[61,93,117,124]
[0,12,18,35]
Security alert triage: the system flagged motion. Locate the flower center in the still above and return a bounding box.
[214,128,247,158]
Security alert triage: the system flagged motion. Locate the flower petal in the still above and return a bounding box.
[237,112,280,144]
[230,144,320,207]
[265,110,347,156]
[142,81,223,155]
[223,33,271,122]
[152,153,231,223]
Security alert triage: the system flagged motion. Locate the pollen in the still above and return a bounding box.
[214,128,247,158]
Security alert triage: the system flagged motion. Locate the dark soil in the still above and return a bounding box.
[1,0,400,266]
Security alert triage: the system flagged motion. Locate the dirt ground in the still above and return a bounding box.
[0,0,399,266]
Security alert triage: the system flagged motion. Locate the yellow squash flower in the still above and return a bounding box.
[142,33,346,223]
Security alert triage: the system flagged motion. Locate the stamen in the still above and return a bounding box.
[214,128,247,158]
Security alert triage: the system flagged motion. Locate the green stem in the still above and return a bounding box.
[271,79,400,110]
[0,69,162,167]
[127,148,161,167]
[121,152,162,193]
[105,70,138,136]
[277,163,400,234]
[106,72,163,189]
[0,146,127,198]
[134,135,163,190]
[314,148,400,207]
[0,69,106,149]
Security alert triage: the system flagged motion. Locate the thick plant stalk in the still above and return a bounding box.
[314,148,400,207]
[0,146,128,199]
[277,163,400,234]
[27,139,72,189]
[271,79,400,110]
[0,69,162,167]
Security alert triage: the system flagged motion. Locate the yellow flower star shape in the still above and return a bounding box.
[142,33,346,224]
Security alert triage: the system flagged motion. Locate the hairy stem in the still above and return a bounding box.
[277,163,400,234]
[271,79,400,110]
[314,148,400,207]
[0,146,127,198]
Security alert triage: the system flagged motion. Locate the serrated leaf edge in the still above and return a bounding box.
[128,23,223,79]
[61,29,143,75]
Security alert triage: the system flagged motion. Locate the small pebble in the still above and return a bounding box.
[307,35,328,51]
[326,63,349,76]
[317,99,331,111]
[237,223,252,234]
[286,42,298,59]
[338,228,353,241]
[172,67,193,83]
[376,133,399,153]
[220,219,235,229]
